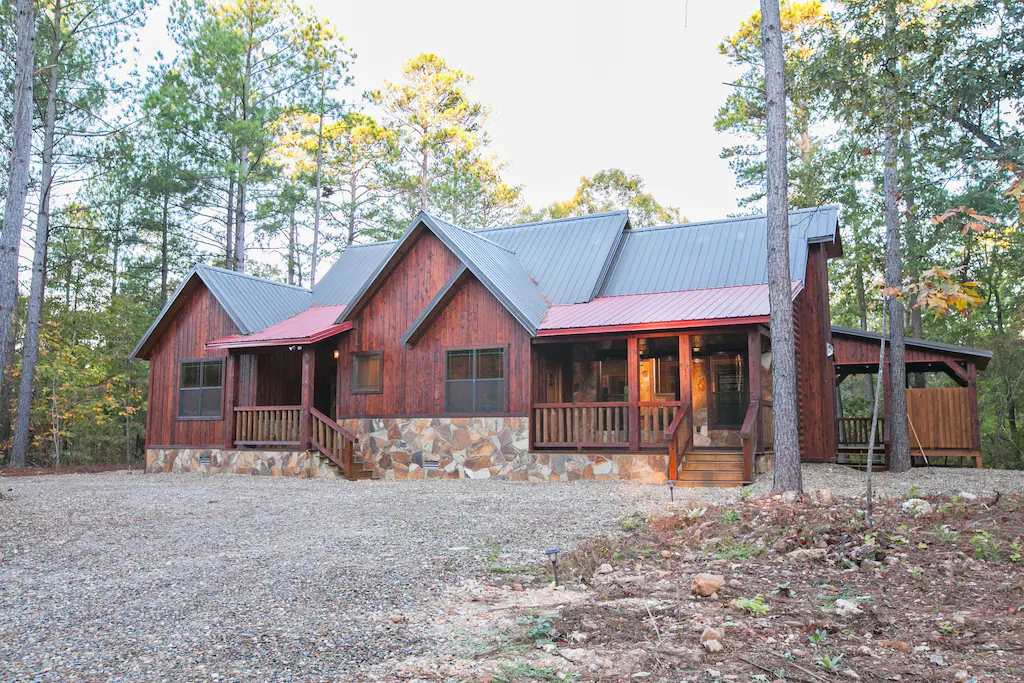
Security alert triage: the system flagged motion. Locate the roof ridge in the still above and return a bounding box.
[422,212,518,254]
[551,279,802,304]
[481,210,629,232]
[346,239,398,249]
[624,204,839,235]
[197,263,312,292]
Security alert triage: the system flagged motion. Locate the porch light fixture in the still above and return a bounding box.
[545,548,560,586]
[333,349,340,359]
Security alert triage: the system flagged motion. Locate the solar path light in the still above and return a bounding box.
[545,547,560,586]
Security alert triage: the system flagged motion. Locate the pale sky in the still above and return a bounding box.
[135,0,761,222]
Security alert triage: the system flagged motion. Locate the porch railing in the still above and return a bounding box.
[639,402,681,446]
[838,417,884,446]
[666,406,692,480]
[310,407,358,478]
[532,402,630,449]
[739,399,761,484]
[234,406,302,447]
[759,400,774,452]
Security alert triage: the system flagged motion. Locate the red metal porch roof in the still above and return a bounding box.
[537,281,804,336]
[206,304,351,349]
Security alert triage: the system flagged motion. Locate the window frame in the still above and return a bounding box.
[350,350,384,395]
[444,344,509,415]
[708,351,748,430]
[176,358,225,421]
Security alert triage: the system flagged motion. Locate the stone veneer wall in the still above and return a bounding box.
[145,448,341,478]
[338,416,670,482]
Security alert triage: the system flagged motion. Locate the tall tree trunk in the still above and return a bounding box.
[11,0,60,468]
[0,0,36,378]
[160,190,169,307]
[225,172,235,269]
[420,146,429,211]
[347,171,358,245]
[0,305,18,454]
[761,0,802,493]
[287,207,296,285]
[855,259,868,331]
[883,0,910,473]
[311,77,326,285]
[110,202,122,300]
[234,147,247,272]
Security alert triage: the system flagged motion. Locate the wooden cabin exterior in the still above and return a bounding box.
[132,207,989,484]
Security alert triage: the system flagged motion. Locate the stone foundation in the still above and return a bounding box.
[334,416,670,482]
[145,448,341,478]
[146,414,753,484]
[754,451,775,475]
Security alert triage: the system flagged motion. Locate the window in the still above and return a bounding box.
[351,351,383,393]
[445,348,505,413]
[178,360,223,419]
[709,352,747,428]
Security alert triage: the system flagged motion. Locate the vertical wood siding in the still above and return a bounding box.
[336,231,532,418]
[145,284,238,447]
[793,244,838,461]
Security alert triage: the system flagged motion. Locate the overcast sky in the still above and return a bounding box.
[136,0,760,221]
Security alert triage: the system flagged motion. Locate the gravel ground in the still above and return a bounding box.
[1,465,1021,682]
[0,472,666,682]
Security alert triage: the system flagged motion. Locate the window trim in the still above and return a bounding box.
[444,344,509,414]
[350,350,384,394]
[707,351,748,430]
[176,358,225,421]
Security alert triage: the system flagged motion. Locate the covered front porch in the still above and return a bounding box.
[206,307,371,479]
[529,327,774,485]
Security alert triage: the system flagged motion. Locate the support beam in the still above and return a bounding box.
[747,328,762,407]
[678,333,692,415]
[967,362,981,456]
[300,347,314,450]
[224,351,238,449]
[942,359,969,386]
[628,336,640,452]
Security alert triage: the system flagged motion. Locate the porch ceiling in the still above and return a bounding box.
[206,304,351,349]
[536,281,803,336]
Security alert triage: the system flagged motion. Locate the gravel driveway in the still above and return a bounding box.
[0,472,667,681]
[2,465,1021,681]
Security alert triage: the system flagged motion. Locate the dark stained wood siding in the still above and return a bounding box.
[336,231,532,418]
[833,332,976,366]
[145,283,238,447]
[793,244,838,461]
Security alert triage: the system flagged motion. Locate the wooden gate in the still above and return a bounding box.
[906,388,972,450]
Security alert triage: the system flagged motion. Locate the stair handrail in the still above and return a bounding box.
[309,407,358,478]
[665,405,692,482]
[739,398,761,484]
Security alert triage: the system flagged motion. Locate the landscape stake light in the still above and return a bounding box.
[545,547,560,586]
[668,479,675,502]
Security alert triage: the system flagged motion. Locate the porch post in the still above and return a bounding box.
[224,350,237,450]
[628,336,640,451]
[882,361,891,469]
[300,347,314,450]
[678,334,692,414]
[967,362,981,466]
[747,328,761,408]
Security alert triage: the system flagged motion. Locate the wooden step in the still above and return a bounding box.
[674,470,748,487]
[683,452,743,463]
[680,461,744,472]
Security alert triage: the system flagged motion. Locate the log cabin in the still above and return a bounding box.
[132,207,991,485]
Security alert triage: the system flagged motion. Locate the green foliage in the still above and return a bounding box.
[736,594,770,615]
[721,509,742,525]
[970,531,1003,562]
[714,537,760,560]
[523,169,681,227]
[815,653,844,673]
[808,629,827,645]
[619,511,646,532]
[519,614,555,642]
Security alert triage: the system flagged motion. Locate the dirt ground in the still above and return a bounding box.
[401,487,1024,682]
[0,463,130,477]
